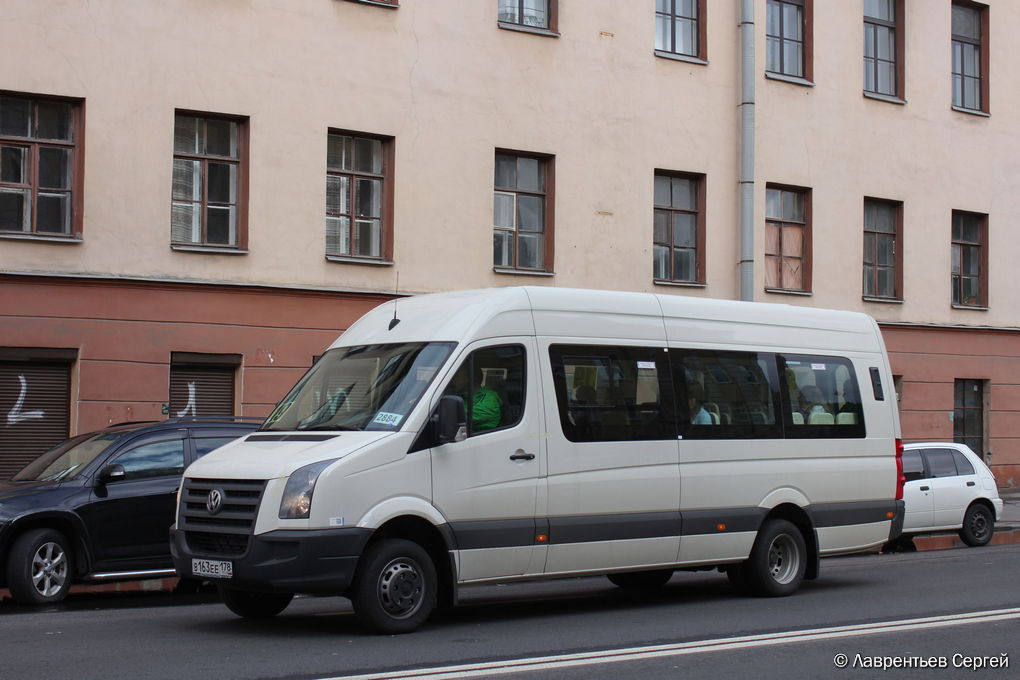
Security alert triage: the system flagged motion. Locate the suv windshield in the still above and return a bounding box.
[13,431,124,482]
[263,342,456,432]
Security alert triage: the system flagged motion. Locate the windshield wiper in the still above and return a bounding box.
[299,425,362,431]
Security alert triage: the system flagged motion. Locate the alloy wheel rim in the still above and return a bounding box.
[31,541,68,597]
[767,534,800,584]
[970,511,989,539]
[377,558,424,619]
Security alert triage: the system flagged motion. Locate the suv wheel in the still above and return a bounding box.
[959,503,994,547]
[7,528,74,605]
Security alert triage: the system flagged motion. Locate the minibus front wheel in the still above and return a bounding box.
[727,519,806,597]
[350,538,437,634]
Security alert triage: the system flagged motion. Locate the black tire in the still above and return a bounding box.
[218,586,294,618]
[607,569,673,590]
[740,519,807,597]
[6,528,74,605]
[959,503,995,547]
[350,538,437,634]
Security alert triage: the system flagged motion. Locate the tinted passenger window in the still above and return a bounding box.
[194,437,238,458]
[110,439,185,481]
[902,450,925,482]
[952,450,975,475]
[442,345,525,436]
[925,449,958,478]
[672,349,780,439]
[780,355,865,438]
[550,345,674,442]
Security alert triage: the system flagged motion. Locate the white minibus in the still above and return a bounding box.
[171,287,905,633]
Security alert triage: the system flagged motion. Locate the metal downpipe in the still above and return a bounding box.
[739,0,756,302]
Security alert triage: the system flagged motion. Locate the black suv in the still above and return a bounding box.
[0,417,259,605]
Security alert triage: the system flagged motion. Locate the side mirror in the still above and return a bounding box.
[98,463,126,485]
[436,395,467,444]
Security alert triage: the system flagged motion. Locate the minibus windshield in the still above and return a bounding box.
[262,342,456,432]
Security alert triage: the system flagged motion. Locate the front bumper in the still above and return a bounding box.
[170,526,372,595]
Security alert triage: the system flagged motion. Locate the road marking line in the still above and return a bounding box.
[322,608,1020,680]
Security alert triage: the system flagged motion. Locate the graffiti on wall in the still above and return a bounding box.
[6,375,45,425]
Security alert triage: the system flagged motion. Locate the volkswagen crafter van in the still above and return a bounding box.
[170,287,905,633]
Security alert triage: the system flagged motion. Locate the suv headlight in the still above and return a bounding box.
[278,459,336,519]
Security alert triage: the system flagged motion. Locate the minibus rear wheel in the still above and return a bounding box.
[733,519,806,597]
[351,538,437,634]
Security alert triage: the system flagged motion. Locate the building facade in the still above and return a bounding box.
[1,0,1018,485]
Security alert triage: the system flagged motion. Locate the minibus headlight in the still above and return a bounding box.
[279,459,337,519]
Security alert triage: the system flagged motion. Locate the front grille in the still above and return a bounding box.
[180,477,266,558]
[186,531,250,556]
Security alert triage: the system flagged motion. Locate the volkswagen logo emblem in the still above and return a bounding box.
[206,488,225,515]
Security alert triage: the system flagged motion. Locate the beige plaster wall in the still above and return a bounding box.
[1,0,1016,327]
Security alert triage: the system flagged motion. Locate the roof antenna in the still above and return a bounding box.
[388,272,401,330]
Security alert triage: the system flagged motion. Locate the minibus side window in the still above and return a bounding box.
[441,345,526,436]
[778,354,866,439]
[549,345,675,442]
[672,349,782,440]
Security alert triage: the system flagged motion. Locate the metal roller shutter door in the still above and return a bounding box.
[0,363,71,479]
[169,365,235,417]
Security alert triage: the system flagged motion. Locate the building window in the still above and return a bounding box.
[765,185,810,292]
[326,131,392,261]
[951,3,987,112]
[494,151,553,272]
[954,378,985,458]
[654,172,705,284]
[863,198,902,299]
[766,0,811,80]
[864,0,902,98]
[951,210,987,307]
[498,0,555,31]
[0,93,81,238]
[655,0,705,60]
[172,112,247,249]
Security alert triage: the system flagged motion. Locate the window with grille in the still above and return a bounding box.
[864,0,902,98]
[494,151,553,273]
[765,185,810,292]
[952,3,987,112]
[326,131,392,261]
[766,0,811,80]
[653,172,705,284]
[172,112,246,249]
[498,0,554,31]
[655,0,705,60]
[0,93,81,238]
[951,210,987,307]
[863,198,902,300]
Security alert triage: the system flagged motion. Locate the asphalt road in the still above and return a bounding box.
[3,544,1019,680]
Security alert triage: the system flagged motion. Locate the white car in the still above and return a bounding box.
[901,443,1004,546]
